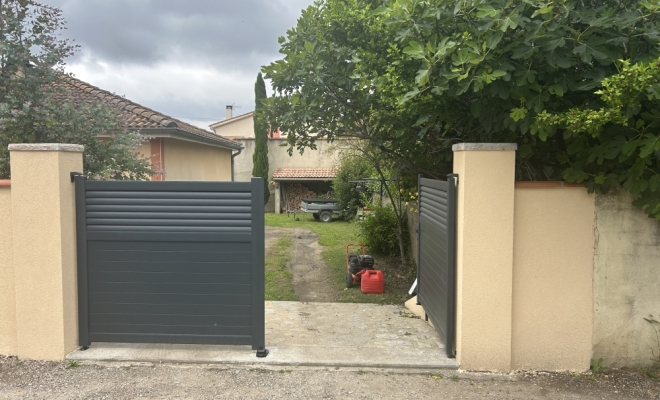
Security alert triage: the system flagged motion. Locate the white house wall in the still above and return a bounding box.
[232,139,341,182]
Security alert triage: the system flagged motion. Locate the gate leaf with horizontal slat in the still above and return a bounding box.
[417,175,457,358]
[75,177,265,352]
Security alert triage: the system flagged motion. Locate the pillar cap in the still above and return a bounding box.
[8,144,84,152]
[452,143,517,152]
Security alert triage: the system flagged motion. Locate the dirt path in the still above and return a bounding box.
[266,226,339,302]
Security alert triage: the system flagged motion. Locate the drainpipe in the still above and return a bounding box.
[231,147,242,182]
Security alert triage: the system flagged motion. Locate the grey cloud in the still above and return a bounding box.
[48,0,313,69]
[40,0,315,128]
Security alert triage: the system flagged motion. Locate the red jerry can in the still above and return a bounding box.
[360,270,384,294]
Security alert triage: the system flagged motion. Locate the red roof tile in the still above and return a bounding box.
[272,168,337,180]
[51,75,242,150]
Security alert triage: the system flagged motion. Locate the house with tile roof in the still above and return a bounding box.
[209,109,341,213]
[57,76,243,182]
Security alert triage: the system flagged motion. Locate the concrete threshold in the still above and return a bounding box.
[67,343,458,370]
[68,301,459,371]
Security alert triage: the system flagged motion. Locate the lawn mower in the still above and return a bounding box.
[345,243,375,288]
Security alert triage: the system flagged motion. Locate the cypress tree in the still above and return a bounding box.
[252,73,270,205]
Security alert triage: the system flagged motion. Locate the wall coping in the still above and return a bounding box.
[515,181,586,188]
[0,180,10,187]
[8,144,84,152]
[452,143,517,152]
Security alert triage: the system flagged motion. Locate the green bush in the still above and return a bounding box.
[333,154,374,220]
[359,203,408,257]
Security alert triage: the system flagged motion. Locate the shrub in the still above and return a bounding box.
[359,203,408,257]
[333,154,374,220]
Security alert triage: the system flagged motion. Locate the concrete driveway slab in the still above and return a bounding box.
[68,301,458,370]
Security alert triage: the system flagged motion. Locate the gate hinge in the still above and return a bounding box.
[70,171,83,182]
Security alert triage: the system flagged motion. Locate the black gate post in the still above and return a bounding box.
[416,174,422,305]
[251,177,268,357]
[74,175,90,348]
[446,174,458,358]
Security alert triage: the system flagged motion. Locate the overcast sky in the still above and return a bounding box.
[42,0,315,130]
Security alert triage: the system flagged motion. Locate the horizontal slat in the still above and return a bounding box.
[89,313,252,327]
[89,302,251,317]
[86,191,251,200]
[87,332,252,346]
[89,323,252,336]
[89,250,250,263]
[87,219,252,228]
[90,261,252,274]
[86,205,252,214]
[421,178,449,191]
[86,198,251,207]
[86,232,253,243]
[88,282,251,295]
[86,212,251,220]
[89,271,252,285]
[86,226,252,233]
[421,186,448,202]
[85,181,252,192]
[89,241,252,252]
[90,292,251,306]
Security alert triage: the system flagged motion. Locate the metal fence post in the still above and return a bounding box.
[74,175,90,348]
[251,178,268,357]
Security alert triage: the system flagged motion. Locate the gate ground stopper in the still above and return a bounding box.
[256,348,269,358]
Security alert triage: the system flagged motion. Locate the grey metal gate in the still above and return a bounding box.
[417,174,458,358]
[74,177,266,355]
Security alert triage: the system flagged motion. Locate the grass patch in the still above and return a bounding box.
[265,213,413,304]
[265,237,298,301]
[64,360,81,370]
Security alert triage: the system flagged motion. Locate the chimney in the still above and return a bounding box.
[226,105,233,120]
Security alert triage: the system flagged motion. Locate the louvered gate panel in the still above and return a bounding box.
[417,175,457,358]
[75,178,265,351]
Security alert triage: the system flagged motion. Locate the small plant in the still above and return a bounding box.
[355,369,367,375]
[64,360,80,370]
[590,358,609,374]
[451,374,459,382]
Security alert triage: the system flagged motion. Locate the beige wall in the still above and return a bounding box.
[164,139,232,181]
[593,189,660,367]
[453,144,516,372]
[0,185,16,356]
[9,145,82,360]
[232,139,340,183]
[512,186,595,371]
[211,115,255,138]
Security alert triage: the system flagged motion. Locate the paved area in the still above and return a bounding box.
[68,301,457,370]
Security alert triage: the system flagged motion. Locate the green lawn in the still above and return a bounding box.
[265,237,298,301]
[265,213,410,304]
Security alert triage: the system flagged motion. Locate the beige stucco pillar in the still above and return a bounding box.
[0,180,16,356]
[9,144,83,360]
[453,143,517,372]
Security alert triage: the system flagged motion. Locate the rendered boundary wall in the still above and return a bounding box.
[593,189,660,367]
[511,185,595,371]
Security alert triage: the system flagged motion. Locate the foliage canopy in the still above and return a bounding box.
[253,72,270,204]
[265,0,660,218]
[0,0,151,180]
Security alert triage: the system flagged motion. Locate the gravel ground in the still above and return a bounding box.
[1,357,659,399]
